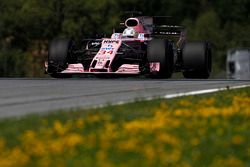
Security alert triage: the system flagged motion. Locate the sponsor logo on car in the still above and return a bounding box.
[103,40,119,44]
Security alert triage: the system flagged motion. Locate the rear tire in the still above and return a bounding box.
[147,39,174,78]
[182,42,211,79]
[48,38,74,78]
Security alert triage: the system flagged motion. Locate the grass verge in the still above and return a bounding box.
[0,87,250,167]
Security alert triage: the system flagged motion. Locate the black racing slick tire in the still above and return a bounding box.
[182,42,211,79]
[48,38,75,78]
[147,39,174,78]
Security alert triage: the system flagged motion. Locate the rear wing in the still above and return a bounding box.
[153,25,183,36]
[152,16,185,37]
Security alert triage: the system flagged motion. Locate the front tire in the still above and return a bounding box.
[48,38,74,78]
[147,39,174,78]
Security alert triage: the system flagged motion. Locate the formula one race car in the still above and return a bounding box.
[45,14,211,79]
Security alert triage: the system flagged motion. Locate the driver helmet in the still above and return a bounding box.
[122,27,138,38]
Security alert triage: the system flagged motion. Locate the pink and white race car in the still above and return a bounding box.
[46,14,211,78]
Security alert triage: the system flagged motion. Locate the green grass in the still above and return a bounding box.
[0,87,250,167]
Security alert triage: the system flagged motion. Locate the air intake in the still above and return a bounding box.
[125,18,139,27]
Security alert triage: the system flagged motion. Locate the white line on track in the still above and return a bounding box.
[163,84,250,99]
[113,84,250,106]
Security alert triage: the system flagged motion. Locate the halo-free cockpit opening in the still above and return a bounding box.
[125,19,139,27]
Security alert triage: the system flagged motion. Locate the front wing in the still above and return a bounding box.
[45,62,160,75]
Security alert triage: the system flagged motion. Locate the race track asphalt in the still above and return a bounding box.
[0,78,249,118]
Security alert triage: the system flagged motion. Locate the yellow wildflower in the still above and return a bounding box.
[49,139,64,154]
[179,100,191,107]
[104,123,117,134]
[30,140,47,157]
[54,120,67,136]
[168,149,182,163]
[87,114,102,123]
[37,156,51,167]
[75,118,85,129]
[174,109,192,118]
[160,149,182,164]
[0,157,13,167]
[179,162,192,167]
[64,133,83,147]
[198,128,206,136]
[159,102,168,111]
[198,107,219,117]
[221,107,236,117]
[23,130,36,140]
[231,135,244,145]
[96,150,114,167]
[144,144,156,162]
[191,150,201,162]
[210,156,244,167]
[233,94,250,107]
[197,98,215,106]
[9,147,30,166]
[211,118,219,127]
[117,139,139,152]
[0,138,5,150]
[245,107,250,116]
[191,138,200,146]
[157,133,180,146]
